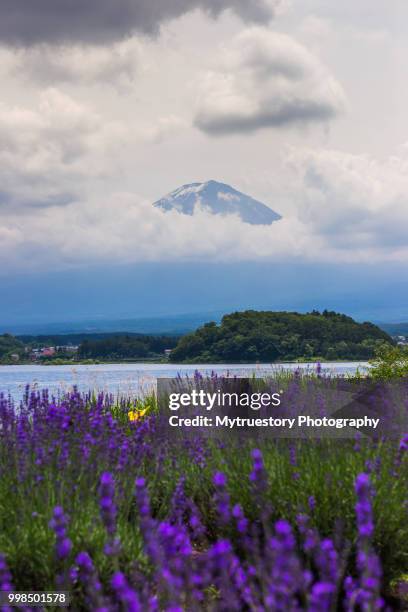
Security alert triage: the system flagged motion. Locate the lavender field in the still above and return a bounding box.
[0,372,407,611]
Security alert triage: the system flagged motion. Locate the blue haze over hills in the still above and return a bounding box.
[0,261,407,334]
[1,183,406,335]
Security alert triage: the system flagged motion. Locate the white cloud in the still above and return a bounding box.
[0,5,406,275]
[0,192,309,270]
[194,27,346,135]
[218,191,241,202]
[0,88,130,210]
[143,115,189,144]
[7,39,144,90]
[285,146,408,259]
[1,145,408,272]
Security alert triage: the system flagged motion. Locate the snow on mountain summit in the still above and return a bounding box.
[153,180,282,226]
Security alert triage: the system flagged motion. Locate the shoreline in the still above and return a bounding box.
[0,359,370,367]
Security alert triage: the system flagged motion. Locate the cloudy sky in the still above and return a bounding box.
[0,0,407,274]
[0,0,408,328]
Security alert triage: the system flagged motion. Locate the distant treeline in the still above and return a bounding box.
[17,332,178,345]
[0,334,25,361]
[1,311,394,364]
[78,335,179,360]
[169,310,392,363]
[0,332,179,363]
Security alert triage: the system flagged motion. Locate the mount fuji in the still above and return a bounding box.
[153,180,282,226]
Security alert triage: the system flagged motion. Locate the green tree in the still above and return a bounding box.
[369,344,408,380]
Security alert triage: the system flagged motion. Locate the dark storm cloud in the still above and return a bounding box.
[0,0,279,46]
[196,100,339,135]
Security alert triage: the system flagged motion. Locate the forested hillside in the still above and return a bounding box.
[169,310,392,363]
[0,334,25,362]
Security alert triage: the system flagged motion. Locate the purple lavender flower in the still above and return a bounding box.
[170,477,186,525]
[289,443,300,479]
[355,473,374,539]
[0,554,15,612]
[157,521,192,559]
[399,433,408,452]
[208,540,244,609]
[213,472,231,525]
[49,506,72,561]
[134,477,162,571]
[135,477,150,518]
[98,472,121,557]
[213,472,227,487]
[297,513,320,555]
[267,520,305,609]
[170,477,205,541]
[111,572,141,612]
[98,472,117,536]
[232,504,248,535]
[394,433,408,472]
[308,496,316,512]
[289,444,297,466]
[187,500,205,541]
[348,473,384,611]
[157,523,193,603]
[309,581,335,611]
[74,551,108,611]
[365,459,374,474]
[0,553,13,591]
[315,539,339,586]
[249,448,268,492]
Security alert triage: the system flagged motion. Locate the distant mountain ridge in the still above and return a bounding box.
[153,180,282,226]
[378,322,408,336]
[3,312,223,336]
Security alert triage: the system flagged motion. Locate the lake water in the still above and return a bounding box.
[0,362,369,403]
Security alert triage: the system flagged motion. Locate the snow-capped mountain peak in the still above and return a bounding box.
[153,180,282,226]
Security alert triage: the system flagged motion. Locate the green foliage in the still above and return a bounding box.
[0,334,25,362]
[170,310,392,363]
[78,334,179,360]
[369,344,408,380]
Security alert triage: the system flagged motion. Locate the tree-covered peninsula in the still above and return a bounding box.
[169,310,392,363]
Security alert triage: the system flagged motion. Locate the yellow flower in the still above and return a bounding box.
[128,409,148,422]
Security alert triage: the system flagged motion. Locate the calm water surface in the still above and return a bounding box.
[0,362,369,402]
